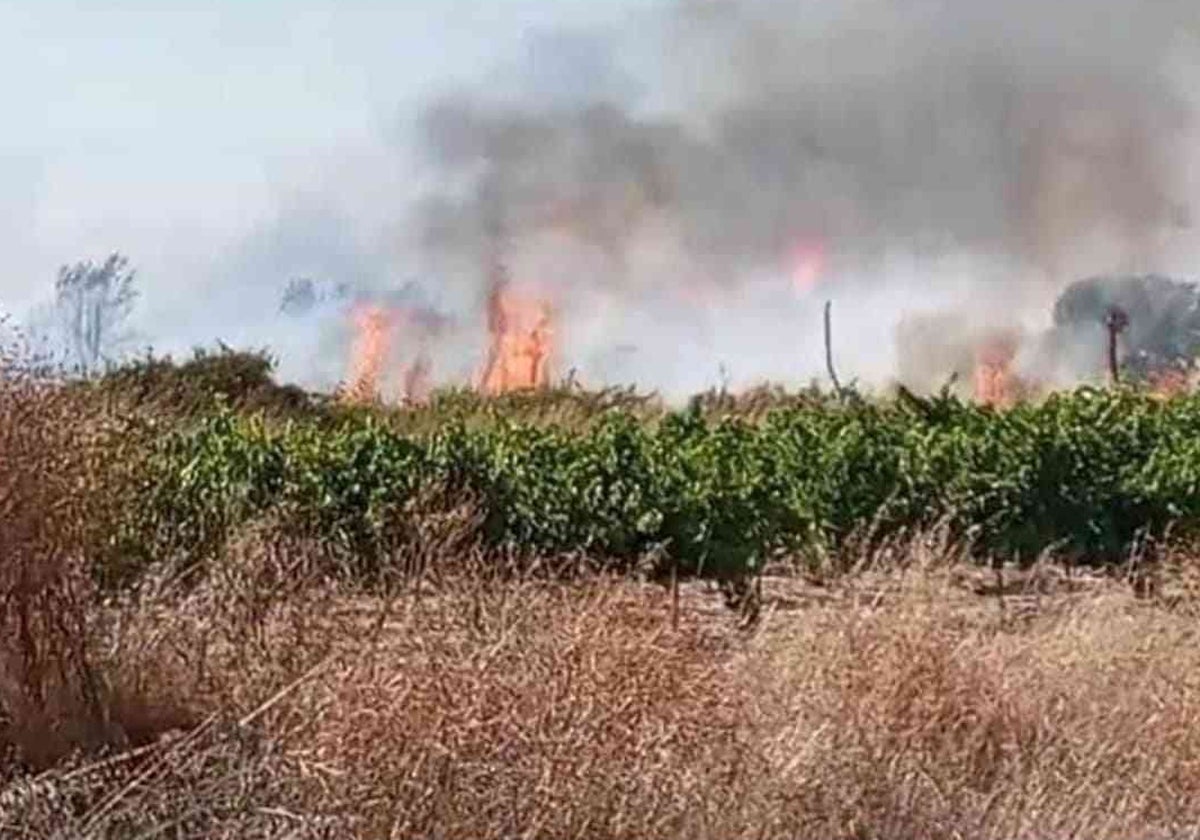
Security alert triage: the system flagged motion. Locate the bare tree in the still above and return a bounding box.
[54,253,138,374]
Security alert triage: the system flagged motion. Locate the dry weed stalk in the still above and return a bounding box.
[0,357,118,770]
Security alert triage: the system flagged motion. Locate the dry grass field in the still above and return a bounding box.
[7,531,1200,839]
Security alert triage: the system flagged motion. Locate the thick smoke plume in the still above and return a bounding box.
[373,0,1200,397]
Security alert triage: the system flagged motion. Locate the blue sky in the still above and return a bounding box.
[0,0,657,347]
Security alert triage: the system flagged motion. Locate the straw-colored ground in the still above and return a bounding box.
[6,534,1200,839]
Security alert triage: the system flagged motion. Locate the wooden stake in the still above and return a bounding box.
[1105,306,1129,386]
[824,300,843,396]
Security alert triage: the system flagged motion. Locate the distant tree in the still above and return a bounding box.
[1052,274,1200,380]
[54,252,138,374]
[279,277,353,316]
[280,277,317,315]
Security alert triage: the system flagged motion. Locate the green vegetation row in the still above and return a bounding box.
[115,370,1200,586]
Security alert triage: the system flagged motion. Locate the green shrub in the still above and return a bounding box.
[108,386,1200,588]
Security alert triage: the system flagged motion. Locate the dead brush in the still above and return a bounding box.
[743,562,1200,839]
[15,525,1200,838]
[268,565,767,840]
[0,333,181,773]
[0,521,391,837]
[0,357,122,771]
[3,527,766,838]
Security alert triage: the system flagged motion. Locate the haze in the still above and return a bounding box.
[5,0,1200,396]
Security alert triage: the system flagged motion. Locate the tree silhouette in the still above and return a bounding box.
[279,277,351,316]
[54,253,138,374]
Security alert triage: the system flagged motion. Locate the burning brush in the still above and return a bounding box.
[972,333,1022,408]
[478,260,555,395]
[895,315,1032,407]
[341,300,445,406]
[896,274,1200,407]
[343,304,394,404]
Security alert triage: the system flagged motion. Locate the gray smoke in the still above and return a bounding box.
[666,0,1197,277]
[402,0,1200,395]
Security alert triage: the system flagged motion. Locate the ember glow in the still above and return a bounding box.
[790,239,827,293]
[479,267,555,395]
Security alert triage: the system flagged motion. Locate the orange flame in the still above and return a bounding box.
[790,238,827,293]
[479,271,554,395]
[343,304,438,405]
[344,304,394,403]
[972,334,1021,408]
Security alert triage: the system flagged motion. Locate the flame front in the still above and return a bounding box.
[343,304,435,405]
[972,334,1020,408]
[344,304,393,403]
[479,271,554,395]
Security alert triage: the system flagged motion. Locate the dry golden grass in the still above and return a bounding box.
[0,353,158,773]
[743,566,1200,839]
[8,536,1200,838]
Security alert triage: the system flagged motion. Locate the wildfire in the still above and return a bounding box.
[344,304,394,403]
[972,333,1021,408]
[479,270,554,394]
[343,304,437,405]
[790,238,827,293]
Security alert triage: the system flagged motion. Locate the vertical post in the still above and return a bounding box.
[824,300,843,396]
[1104,306,1129,386]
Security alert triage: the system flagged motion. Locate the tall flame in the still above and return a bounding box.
[972,334,1020,408]
[343,304,437,405]
[344,304,393,403]
[478,267,554,395]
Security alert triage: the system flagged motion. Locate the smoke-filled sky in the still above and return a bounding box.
[5,0,1200,395]
[0,1,649,360]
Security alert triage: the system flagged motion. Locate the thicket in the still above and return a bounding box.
[112,371,1200,588]
[77,345,321,419]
